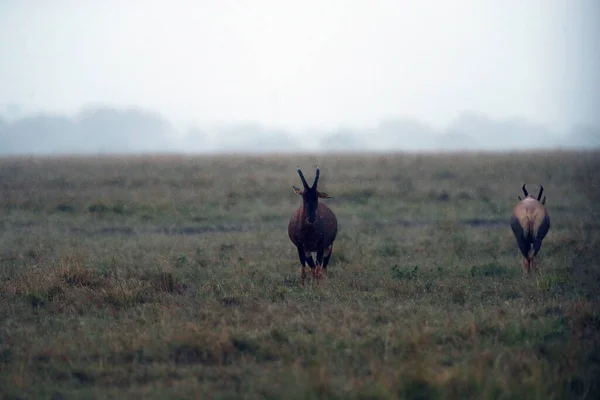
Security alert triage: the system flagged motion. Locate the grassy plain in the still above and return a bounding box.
[0,151,599,399]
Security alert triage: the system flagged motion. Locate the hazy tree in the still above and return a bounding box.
[320,129,368,152]
[1,114,78,154]
[76,107,174,153]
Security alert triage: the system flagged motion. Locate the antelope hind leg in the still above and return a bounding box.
[522,258,531,277]
[321,245,333,278]
[530,256,539,274]
[315,246,325,279]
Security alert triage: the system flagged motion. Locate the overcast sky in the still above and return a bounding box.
[1,0,598,133]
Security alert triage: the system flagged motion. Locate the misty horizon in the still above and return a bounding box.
[1,104,599,155]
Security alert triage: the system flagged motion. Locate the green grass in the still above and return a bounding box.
[0,151,599,399]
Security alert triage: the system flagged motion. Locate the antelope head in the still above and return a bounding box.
[518,183,546,205]
[293,167,333,224]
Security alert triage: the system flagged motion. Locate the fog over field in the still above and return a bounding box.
[1,0,599,154]
[1,107,600,154]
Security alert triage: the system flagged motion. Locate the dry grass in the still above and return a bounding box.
[0,150,599,399]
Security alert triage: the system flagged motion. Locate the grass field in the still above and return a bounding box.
[1,151,599,399]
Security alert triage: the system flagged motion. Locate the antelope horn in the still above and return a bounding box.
[537,185,544,201]
[297,167,310,190]
[522,183,529,197]
[312,167,320,189]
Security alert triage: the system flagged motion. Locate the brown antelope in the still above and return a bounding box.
[288,167,338,284]
[510,184,550,276]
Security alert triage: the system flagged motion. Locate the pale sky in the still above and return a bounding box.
[1,0,598,132]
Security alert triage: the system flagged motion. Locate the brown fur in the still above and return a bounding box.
[288,167,338,284]
[510,184,550,276]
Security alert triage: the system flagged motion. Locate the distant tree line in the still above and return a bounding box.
[0,107,598,155]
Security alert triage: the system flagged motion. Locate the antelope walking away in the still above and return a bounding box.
[510,183,551,276]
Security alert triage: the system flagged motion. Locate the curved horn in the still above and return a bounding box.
[312,167,320,189]
[522,183,529,197]
[537,185,544,201]
[297,167,310,190]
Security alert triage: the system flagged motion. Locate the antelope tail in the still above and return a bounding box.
[525,216,534,258]
[523,216,533,237]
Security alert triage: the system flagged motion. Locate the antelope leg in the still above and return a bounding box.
[322,245,333,272]
[297,246,307,285]
[304,251,318,279]
[522,258,531,277]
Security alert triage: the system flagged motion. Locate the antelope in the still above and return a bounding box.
[510,184,550,276]
[288,167,338,284]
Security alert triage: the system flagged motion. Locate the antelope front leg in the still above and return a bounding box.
[315,246,325,279]
[297,246,308,285]
[304,251,318,280]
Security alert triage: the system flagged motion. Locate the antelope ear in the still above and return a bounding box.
[542,196,546,205]
[318,191,333,199]
[293,186,303,195]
